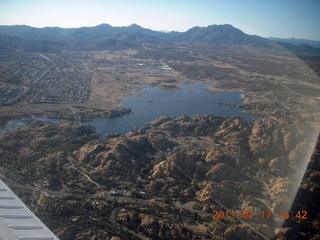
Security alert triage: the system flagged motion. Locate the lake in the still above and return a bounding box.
[0,83,255,136]
[88,83,255,137]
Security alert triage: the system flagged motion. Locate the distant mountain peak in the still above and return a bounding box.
[184,24,246,43]
[125,23,145,31]
[206,24,244,34]
[95,23,112,28]
[128,23,142,28]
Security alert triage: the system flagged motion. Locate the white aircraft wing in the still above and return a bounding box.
[0,179,59,240]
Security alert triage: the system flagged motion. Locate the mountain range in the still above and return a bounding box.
[1,23,319,52]
[269,37,320,49]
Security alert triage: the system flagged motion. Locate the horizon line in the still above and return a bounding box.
[1,23,320,42]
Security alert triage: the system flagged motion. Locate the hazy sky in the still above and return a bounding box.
[0,0,319,40]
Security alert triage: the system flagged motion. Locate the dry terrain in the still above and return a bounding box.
[0,24,320,239]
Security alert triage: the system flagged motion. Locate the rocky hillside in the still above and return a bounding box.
[178,24,277,48]
[0,113,317,239]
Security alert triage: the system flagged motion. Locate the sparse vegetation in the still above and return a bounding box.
[0,23,319,240]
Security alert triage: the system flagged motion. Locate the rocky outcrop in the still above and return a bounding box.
[76,144,105,164]
[147,115,173,127]
[1,114,317,240]
[105,107,132,118]
[56,225,80,240]
[205,150,238,167]
[249,118,285,158]
[117,209,191,239]
[118,209,141,227]
[49,106,132,121]
[205,162,241,182]
[147,133,176,151]
[151,150,200,179]
[224,224,261,240]
[148,114,224,136]
[74,136,154,182]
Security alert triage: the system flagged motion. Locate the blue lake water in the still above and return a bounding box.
[88,83,255,137]
[0,83,255,136]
